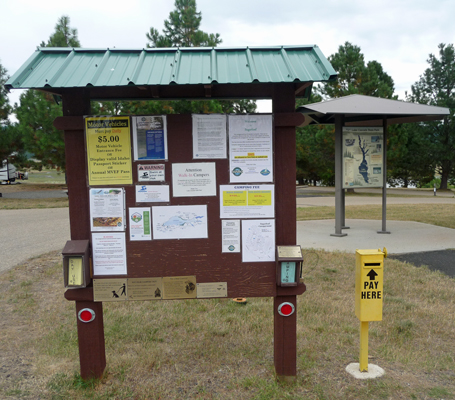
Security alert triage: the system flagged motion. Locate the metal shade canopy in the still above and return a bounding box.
[297,94,449,126]
[5,46,337,101]
[296,94,450,237]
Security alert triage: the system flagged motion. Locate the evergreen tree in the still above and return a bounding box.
[15,16,81,171]
[130,0,255,116]
[406,43,455,189]
[318,42,394,99]
[146,0,221,48]
[0,60,11,125]
[40,16,81,47]
[297,43,395,185]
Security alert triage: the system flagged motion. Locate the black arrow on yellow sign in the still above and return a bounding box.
[367,269,378,281]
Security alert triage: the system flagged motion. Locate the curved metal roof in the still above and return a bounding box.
[6,46,337,96]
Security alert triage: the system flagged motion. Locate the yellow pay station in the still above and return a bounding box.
[354,248,387,374]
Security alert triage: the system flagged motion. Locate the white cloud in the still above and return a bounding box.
[2,0,455,108]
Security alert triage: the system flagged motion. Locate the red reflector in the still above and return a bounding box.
[278,302,295,317]
[78,308,95,323]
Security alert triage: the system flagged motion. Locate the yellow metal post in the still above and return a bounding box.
[359,321,369,372]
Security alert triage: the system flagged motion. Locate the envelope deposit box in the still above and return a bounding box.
[355,248,386,321]
[62,240,90,288]
[276,245,303,287]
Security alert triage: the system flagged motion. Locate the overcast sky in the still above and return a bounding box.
[2,0,455,112]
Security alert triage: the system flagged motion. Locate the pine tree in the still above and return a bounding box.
[15,16,81,171]
[146,0,221,48]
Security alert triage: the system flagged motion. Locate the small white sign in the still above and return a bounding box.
[92,232,127,275]
[172,162,216,197]
[135,185,170,203]
[138,164,165,182]
[129,207,152,241]
[222,220,241,253]
[192,114,227,159]
[241,219,275,263]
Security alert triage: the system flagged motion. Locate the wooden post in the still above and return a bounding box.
[75,301,106,379]
[60,91,107,380]
[272,84,298,381]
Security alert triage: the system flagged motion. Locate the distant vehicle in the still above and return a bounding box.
[0,160,28,184]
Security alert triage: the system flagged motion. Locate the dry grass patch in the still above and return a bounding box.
[297,204,455,229]
[0,250,454,399]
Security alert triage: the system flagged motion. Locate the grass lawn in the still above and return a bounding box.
[0,250,454,399]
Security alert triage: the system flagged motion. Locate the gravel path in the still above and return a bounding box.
[0,208,70,273]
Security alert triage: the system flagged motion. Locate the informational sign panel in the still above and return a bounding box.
[137,164,165,182]
[132,116,168,160]
[172,162,216,197]
[92,233,127,275]
[81,113,284,299]
[89,188,125,232]
[152,205,208,240]
[85,116,133,185]
[219,184,274,218]
[192,114,227,159]
[228,115,273,183]
[241,219,275,262]
[129,207,152,241]
[343,127,384,189]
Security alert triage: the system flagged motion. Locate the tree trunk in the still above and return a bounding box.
[440,170,449,190]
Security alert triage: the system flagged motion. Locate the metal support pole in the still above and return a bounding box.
[359,321,369,372]
[332,114,347,237]
[341,189,350,229]
[378,117,391,234]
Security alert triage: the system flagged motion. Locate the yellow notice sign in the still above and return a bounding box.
[223,191,247,206]
[68,257,83,286]
[247,190,272,206]
[86,116,133,185]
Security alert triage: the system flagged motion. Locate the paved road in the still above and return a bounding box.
[1,188,454,277]
[0,208,70,273]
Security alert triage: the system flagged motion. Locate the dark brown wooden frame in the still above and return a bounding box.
[56,82,306,381]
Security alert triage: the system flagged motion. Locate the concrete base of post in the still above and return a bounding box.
[331,233,348,237]
[377,230,391,234]
[345,363,385,379]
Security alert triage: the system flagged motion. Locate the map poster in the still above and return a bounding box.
[89,188,125,232]
[342,127,384,189]
[152,205,208,240]
[219,184,274,218]
[221,219,241,253]
[132,116,168,160]
[85,116,133,185]
[228,114,273,183]
[129,207,152,241]
[192,114,227,159]
[172,162,216,197]
[241,219,275,263]
[92,232,127,275]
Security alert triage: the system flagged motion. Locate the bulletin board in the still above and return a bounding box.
[83,113,282,301]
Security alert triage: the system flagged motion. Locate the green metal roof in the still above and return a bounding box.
[6,46,336,94]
